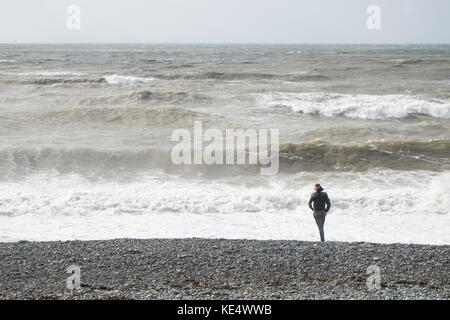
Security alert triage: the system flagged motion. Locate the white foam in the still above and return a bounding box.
[104,74,155,85]
[258,92,450,120]
[0,170,448,244]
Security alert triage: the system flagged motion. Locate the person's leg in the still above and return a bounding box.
[314,211,326,242]
[320,212,326,242]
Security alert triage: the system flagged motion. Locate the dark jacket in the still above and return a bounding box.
[308,190,331,212]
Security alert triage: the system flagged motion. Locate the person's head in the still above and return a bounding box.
[314,184,323,192]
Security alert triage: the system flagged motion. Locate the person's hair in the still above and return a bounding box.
[314,184,323,192]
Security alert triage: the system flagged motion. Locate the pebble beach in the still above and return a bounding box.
[0,238,448,300]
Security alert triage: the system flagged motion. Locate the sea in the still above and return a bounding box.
[0,44,449,244]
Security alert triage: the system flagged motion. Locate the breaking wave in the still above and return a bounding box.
[258,92,450,119]
[104,74,156,85]
[0,170,448,219]
[2,71,328,85]
[26,78,105,85]
[0,139,448,179]
[2,74,155,85]
[154,72,328,82]
[279,140,450,172]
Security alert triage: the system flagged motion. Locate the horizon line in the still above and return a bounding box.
[1,42,449,45]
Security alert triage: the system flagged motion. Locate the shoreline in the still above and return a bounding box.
[0,238,448,300]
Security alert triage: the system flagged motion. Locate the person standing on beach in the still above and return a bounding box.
[308,184,331,242]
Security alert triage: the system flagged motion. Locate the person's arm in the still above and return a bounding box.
[325,193,331,213]
[308,195,314,211]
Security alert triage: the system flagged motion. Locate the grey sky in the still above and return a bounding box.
[0,0,449,43]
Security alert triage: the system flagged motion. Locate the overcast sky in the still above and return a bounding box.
[0,0,449,43]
